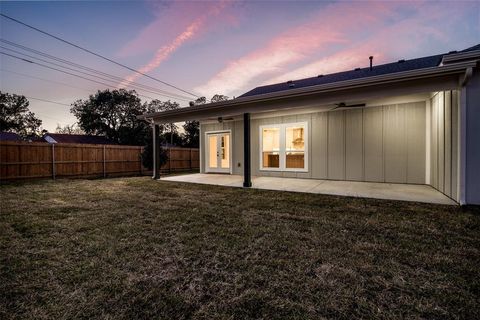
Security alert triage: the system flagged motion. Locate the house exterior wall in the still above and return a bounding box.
[201,101,428,185]
[250,102,426,183]
[464,70,480,205]
[429,90,460,202]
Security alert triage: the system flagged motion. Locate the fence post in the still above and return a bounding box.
[103,145,106,178]
[52,144,56,180]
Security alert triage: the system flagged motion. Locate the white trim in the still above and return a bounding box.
[456,91,461,203]
[204,130,233,174]
[199,124,203,173]
[259,122,309,173]
[425,98,431,185]
[459,88,467,205]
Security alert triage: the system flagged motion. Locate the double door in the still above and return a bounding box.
[206,132,231,173]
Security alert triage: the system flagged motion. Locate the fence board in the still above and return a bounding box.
[0,141,199,181]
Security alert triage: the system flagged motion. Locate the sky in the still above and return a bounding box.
[1,0,479,132]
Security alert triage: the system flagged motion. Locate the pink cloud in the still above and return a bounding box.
[264,50,384,86]
[118,1,227,88]
[118,1,233,58]
[194,1,402,97]
[194,1,474,98]
[263,7,454,85]
[118,0,231,89]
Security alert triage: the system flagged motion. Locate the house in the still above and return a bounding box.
[0,132,22,141]
[43,133,115,145]
[141,44,480,205]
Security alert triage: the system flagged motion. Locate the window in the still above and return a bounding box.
[262,128,280,168]
[286,126,305,169]
[260,122,308,172]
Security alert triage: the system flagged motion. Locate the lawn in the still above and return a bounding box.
[1,177,479,319]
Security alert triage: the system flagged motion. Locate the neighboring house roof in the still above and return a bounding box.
[239,44,480,98]
[0,131,22,141]
[43,133,115,145]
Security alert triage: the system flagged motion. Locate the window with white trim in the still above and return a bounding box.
[260,122,308,172]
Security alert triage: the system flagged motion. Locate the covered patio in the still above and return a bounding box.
[162,173,456,205]
[142,46,480,205]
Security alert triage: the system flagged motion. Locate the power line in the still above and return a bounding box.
[35,112,66,121]
[0,13,199,98]
[1,68,161,103]
[25,96,71,106]
[1,68,100,93]
[0,51,187,102]
[0,39,194,101]
[0,43,192,101]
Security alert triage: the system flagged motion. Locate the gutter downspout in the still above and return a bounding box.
[460,67,473,86]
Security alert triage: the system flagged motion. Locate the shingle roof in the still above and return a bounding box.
[239,54,445,98]
[239,44,480,98]
[238,43,480,98]
[0,131,22,141]
[44,133,115,145]
[460,43,480,52]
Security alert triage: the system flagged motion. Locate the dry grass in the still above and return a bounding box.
[1,177,479,319]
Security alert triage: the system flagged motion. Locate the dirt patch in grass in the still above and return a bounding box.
[1,177,479,319]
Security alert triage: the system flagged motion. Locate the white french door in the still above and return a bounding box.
[205,131,231,173]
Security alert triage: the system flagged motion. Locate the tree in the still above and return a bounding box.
[181,95,226,148]
[0,91,42,137]
[182,96,205,148]
[210,94,229,102]
[140,128,168,170]
[145,99,180,145]
[193,96,206,106]
[140,99,183,170]
[71,89,151,145]
[55,123,84,134]
[182,120,199,148]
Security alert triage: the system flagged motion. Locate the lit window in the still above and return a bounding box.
[262,128,280,168]
[260,122,307,171]
[286,126,305,169]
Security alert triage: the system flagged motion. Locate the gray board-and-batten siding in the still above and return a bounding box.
[200,100,433,185]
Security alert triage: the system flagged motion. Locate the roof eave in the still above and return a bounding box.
[140,59,477,122]
[442,49,480,65]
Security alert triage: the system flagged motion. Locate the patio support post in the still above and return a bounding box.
[243,113,252,187]
[153,124,161,179]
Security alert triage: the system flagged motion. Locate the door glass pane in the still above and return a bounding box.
[220,134,230,168]
[208,135,218,168]
[286,126,305,169]
[262,128,280,168]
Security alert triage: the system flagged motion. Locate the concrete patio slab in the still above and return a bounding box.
[161,173,456,205]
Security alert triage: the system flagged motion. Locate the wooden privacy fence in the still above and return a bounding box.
[161,147,200,173]
[0,141,199,181]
